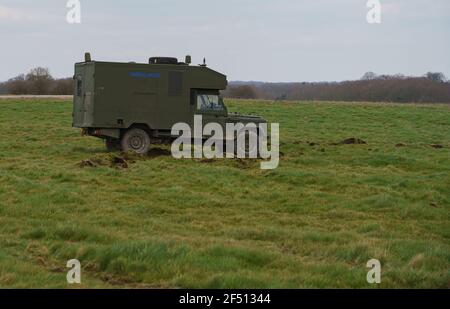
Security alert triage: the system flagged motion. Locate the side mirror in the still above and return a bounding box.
[185,55,191,64]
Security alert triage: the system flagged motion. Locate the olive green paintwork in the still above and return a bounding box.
[72,59,265,139]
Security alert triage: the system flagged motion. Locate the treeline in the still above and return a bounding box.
[222,72,450,103]
[1,68,449,103]
[0,67,73,95]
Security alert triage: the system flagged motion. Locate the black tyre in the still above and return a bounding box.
[120,128,150,154]
[105,138,121,152]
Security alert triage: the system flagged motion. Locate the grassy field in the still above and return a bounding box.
[0,98,449,288]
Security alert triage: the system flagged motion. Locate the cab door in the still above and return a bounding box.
[190,90,228,133]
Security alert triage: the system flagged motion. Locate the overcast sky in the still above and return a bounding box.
[0,0,449,82]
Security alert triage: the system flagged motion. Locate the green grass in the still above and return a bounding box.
[0,98,449,288]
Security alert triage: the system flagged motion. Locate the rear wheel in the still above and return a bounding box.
[120,128,150,154]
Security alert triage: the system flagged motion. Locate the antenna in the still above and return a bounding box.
[200,58,207,67]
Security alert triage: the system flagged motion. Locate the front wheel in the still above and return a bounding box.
[120,128,150,154]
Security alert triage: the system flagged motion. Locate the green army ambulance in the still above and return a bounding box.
[72,53,265,153]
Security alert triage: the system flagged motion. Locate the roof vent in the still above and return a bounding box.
[149,57,178,65]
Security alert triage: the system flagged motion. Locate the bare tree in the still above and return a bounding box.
[361,72,377,80]
[222,73,450,103]
[426,72,447,83]
[26,67,53,94]
[225,85,258,99]
[52,78,74,95]
[6,74,28,94]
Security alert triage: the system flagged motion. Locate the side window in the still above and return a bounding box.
[76,78,82,97]
[197,94,222,111]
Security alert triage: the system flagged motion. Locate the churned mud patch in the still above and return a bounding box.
[395,143,407,147]
[430,144,444,149]
[196,157,258,170]
[77,146,172,169]
[233,158,257,169]
[78,146,275,170]
[78,159,98,168]
[147,147,172,158]
[332,137,367,145]
[78,153,135,169]
[110,155,129,168]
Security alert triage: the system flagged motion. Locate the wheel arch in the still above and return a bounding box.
[122,123,153,137]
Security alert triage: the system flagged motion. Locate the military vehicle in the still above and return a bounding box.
[72,52,266,154]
